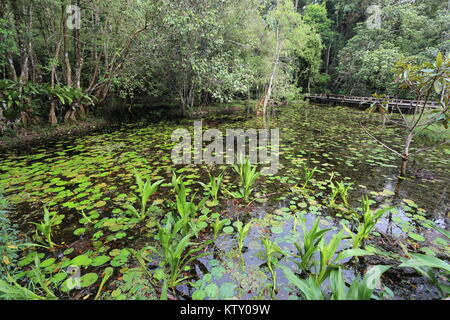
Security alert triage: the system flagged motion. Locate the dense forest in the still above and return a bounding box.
[0,0,449,304]
[0,0,448,127]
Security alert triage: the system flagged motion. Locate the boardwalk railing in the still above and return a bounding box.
[304,94,439,112]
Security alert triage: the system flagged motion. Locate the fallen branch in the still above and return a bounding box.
[359,123,404,159]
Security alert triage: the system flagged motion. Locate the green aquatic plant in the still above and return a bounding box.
[95,267,114,300]
[199,171,224,203]
[78,209,93,224]
[0,255,57,300]
[235,220,252,254]
[212,217,230,240]
[293,218,331,272]
[127,248,165,298]
[153,213,212,289]
[262,237,284,297]
[30,255,58,298]
[0,274,48,300]
[126,171,164,221]
[430,223,450,239]
[315,230,345,284]
[279,265,391,300]
[329,266,392,300]
[399,251,450,297]
[302,163,317,189]
[341,196,392,249]
[329,181,352,207]
[328,181,340,207]
[31,207,61,248]
[315,231,372,285]
[0,193,21,274]
[230,156,261,201]
[278,264,324,300]
[171,171,183,193]
[174,175,208,236]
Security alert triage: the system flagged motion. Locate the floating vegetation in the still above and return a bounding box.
[0,103,448,300]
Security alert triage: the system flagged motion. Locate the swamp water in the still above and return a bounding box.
[0,102,448,300]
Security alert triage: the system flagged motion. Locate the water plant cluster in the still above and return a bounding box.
[1,162,448,300]
[0,104,448,300]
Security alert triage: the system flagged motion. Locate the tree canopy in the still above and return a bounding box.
[0,0,448,126]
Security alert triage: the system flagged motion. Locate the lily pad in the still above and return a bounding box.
[409,233,425,242]
[91,255,111,267]
[80,273,99,287]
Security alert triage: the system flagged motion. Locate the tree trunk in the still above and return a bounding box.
[62,4,72,88]
[325,43,331,74]
[259,26,281,117]
[9,0,30,83]
[400,131,414,176]
[27,5,42,83]
[62,4,75,122]
[5,54,17,81]
[73,3,84,119]
[0,0,17,81]
[49,14,63,126]
[49,100,58,126]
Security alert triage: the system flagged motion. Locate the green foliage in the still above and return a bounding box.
[303,3,333,43]
[262,237,284,296]
[302,164,317,189]
[395,52,449,129]
[341,196,392,249]
[212,217,230,241]
[330,266,392,300]
[280,264,391,300]
[172,173,208,237]
[0,255,57,300]
[0,193,20,274]
[229,157,261,201]
[311,231,372,285]
[399,242,450,296]
[335,1,449,96]
[95,267,114,300]
[31,207,62,248]
[151,213,211,290]
[234,220,252,254]
[293,217,330,272]
[315,230,345,284]
[199,171,224,203]
[328,180,352,207]
[0,80,94,126]
[125,171,164,221]
[279,264,324,300]
[1,0,447,122]
[269,0,323,95]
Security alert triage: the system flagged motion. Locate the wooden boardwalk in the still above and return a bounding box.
[304,94,439,113]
